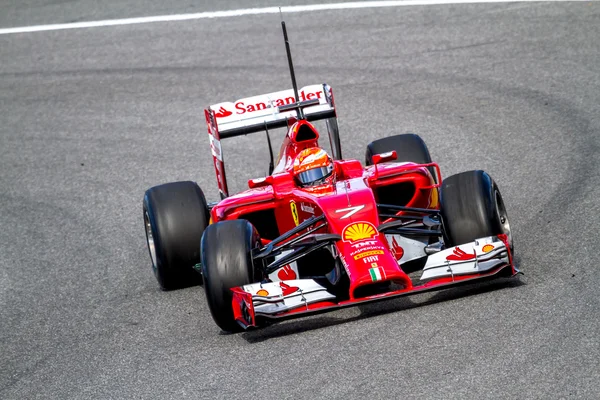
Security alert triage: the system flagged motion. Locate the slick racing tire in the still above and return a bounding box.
[201,219,261,333]
[440,170,513,252]
[365,133,436,182]
[143,181,209,291]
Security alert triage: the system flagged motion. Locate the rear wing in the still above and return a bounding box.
[204,83,341,199]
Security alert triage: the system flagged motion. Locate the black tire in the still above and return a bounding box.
[365,133,436,182]
[440,170,513,251]
[143,181,209,290]
[201,219,261,332]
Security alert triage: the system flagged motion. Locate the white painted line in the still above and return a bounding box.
[0,0,592,35]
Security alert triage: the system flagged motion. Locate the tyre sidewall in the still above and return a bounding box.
[143,181,208,290]
[440,170,503,247]
[201,220,260,332]
[143,194,167,285]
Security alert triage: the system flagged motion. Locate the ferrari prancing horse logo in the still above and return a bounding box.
[290,201,299,226]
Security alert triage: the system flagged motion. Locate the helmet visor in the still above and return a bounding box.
[296,165,334,187]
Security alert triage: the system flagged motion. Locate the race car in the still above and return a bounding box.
[142,23,516,333]
[142,81,517,332]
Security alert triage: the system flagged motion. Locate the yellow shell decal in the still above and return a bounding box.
[290,201,299,226]
[482,244,494,253]
[256,289,269,297]
[343,222,378,242]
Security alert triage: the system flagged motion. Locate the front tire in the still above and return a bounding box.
[440,170,513,251]
[143,181,209,290]
[201,219,261,332]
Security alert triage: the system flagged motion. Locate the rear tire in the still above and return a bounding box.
[201,220,261,332]
[365,133,436,182]
[143,181,209,290]
[367,134,438,274]
[440,170,513,251]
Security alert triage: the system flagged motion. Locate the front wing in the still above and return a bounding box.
[232,235,516,329]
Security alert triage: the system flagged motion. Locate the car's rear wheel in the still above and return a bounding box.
[440,170,513,252]
[366,134,438,273]
[143,181,209,290]
[201,219,261,333]
[365,133,436,182]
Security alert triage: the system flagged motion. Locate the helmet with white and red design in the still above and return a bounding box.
[293,148,335,187]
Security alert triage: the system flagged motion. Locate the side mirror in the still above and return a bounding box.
[248,176,274,189]
[372,150,398,165]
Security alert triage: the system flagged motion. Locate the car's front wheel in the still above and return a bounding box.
[201,219,261,332]
[440,170,513,252]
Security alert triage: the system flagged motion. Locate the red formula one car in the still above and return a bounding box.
[142,26,517,333]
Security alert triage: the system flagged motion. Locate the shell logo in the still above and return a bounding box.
[256,289,269,297]
[343,222,378,243]
[482,244,494,253]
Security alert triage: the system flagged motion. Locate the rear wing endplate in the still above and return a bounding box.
[204,83,340,199]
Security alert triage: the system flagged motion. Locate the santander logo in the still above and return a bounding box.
[214,106,232,118]
[446,247,476,261]
[213,89,324,119]
[277,265,297,280]
[391,237,404,261]
[235,89,322,114]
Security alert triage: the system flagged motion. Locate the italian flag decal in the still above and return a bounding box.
[369,266,386,282]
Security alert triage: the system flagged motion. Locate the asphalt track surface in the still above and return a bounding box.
[1,1,600,399]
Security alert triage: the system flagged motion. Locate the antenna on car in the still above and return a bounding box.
[264,121,275,175]
[280,10,306,120]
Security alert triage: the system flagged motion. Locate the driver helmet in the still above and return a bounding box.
[293,148,335,187]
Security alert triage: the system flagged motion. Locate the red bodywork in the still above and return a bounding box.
[210,119,434,294]
[203,113,515,328]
